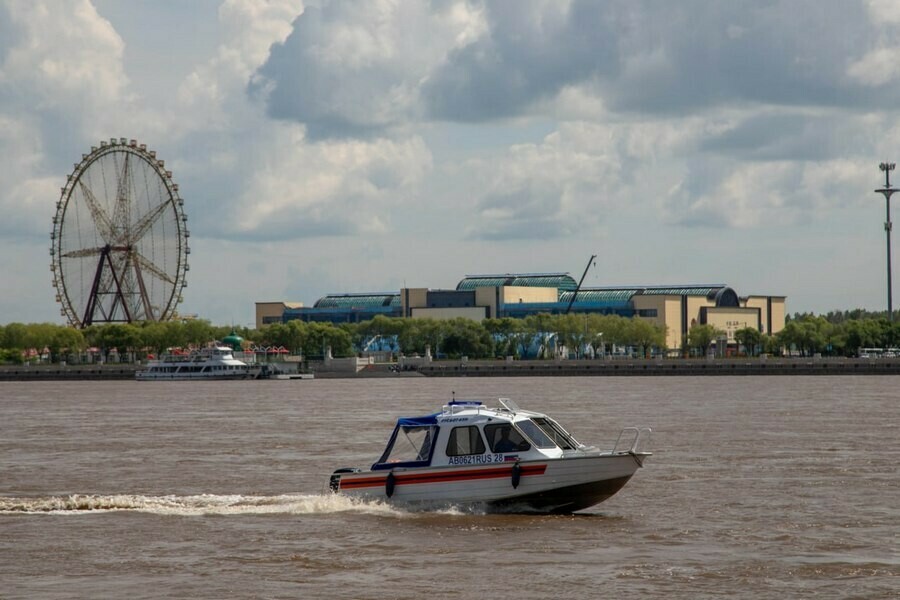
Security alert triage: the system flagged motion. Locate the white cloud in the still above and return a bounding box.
[252,0,485,138]
[0,0,136,237]
[1,1,126,101]
[225,127,433,240]
[0,115,57,236]
[847,47,900,87]
[3,0,900,323]
[864,0,900,24]
[461,122,627,240]
[175,0,301,131]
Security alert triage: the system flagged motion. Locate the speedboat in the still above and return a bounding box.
[136,343,260,381]
[329,398,650,514]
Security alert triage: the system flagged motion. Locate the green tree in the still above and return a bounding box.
[483,317,523,357]
[1,323,28,349]
[50,326,85,361]
[84,324,142,361]
[139,321,171,356]
[734,327,762,356]
[441,318,493,358]
[523,314,555,359]
[0,348,24,364]
[181,319,215,346]
[777,316,832,356]
[687,324,724,356]
[626,319,667,357]
[302,322,353,357]
[354,315,404,354]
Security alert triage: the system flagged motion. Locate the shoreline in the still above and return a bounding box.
[416,357,900,377]
[2,357,900,380]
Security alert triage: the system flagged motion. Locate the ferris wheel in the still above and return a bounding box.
[50,138,189,327]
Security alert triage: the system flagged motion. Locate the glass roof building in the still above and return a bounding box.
[271,272,785,349]
[284,293,402,323]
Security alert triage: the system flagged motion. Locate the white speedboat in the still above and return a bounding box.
[136,343,260,381]
[329,398,650,513]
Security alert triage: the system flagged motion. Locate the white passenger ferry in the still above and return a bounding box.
[329,398,651,513]
[136,343,260,381]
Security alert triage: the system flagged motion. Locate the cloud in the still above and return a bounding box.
[248,0,898,139]
[1,1,130,125]
[699,112,873,162]
[604,2,876,114]
[0,0,134,237]
[462,122,630,240]
[423,0,620,122]
[251,0,483,139]
[663,154,876,229]
[209,127,433,241]
[423,1,896,121]
[174,0,300,132]
[847,47,900,87]
[0,115,58,237]
[0,3,20,60]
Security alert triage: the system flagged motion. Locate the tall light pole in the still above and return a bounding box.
[875,162,896,321]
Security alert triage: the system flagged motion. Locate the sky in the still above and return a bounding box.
[2,0,900,328]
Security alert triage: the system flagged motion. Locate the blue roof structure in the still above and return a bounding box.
[457,273,578,292]
[314,293,401,308]
[559,289,639,305]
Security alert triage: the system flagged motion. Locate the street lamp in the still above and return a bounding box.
[875,162,896,322]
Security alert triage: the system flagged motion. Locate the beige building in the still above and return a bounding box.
[631,290,786,349]
[255,301,303,329]
[261,274,786,353]
[401,286,558,321]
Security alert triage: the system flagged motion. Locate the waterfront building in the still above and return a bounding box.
[255,301,304,329]
[259,272,785,350]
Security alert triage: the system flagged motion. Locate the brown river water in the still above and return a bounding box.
[1,377,896,599]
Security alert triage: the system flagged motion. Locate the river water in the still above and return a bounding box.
[1,377,896,599]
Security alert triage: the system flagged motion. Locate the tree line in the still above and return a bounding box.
[2,311,899,364]
[0,314,665,363]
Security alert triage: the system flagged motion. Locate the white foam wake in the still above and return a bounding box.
[0,493,405,517]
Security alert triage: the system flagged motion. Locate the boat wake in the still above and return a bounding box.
[0,493,405,517]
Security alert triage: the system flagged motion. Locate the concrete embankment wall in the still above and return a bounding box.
[0,365,140,381]
[417,358,900,377]
[4,358,900,380]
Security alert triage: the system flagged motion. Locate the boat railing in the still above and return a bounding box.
[612,427,652,454]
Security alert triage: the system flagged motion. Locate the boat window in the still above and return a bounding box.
[484,424,531,453]
[379,425,438,464]
[516,420,557,449]
[529,418,579,450]
[446,426,486,456]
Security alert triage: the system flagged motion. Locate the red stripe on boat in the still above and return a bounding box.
[339,464,547,490]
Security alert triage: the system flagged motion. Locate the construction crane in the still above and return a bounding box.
[565,254,597,314]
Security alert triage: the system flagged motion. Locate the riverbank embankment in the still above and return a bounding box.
[3,357,900,380]
[417,357,900,377]
[0,364,141,381]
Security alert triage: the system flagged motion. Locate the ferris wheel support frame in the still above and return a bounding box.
[82,244,134,326]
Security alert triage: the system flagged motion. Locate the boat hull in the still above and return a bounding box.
[334,452,646,514]
[135,372,257,381]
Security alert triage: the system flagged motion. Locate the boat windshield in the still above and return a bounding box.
[530,417,579,450]
[377,425,438,465]
[515,420,557,449]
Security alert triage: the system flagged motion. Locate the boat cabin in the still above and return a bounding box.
[371,399,584,470]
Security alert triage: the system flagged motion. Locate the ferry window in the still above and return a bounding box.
[529,418,579,450]
[484,424,530,453]
[516,420,557,449]
[446,426,486,456]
